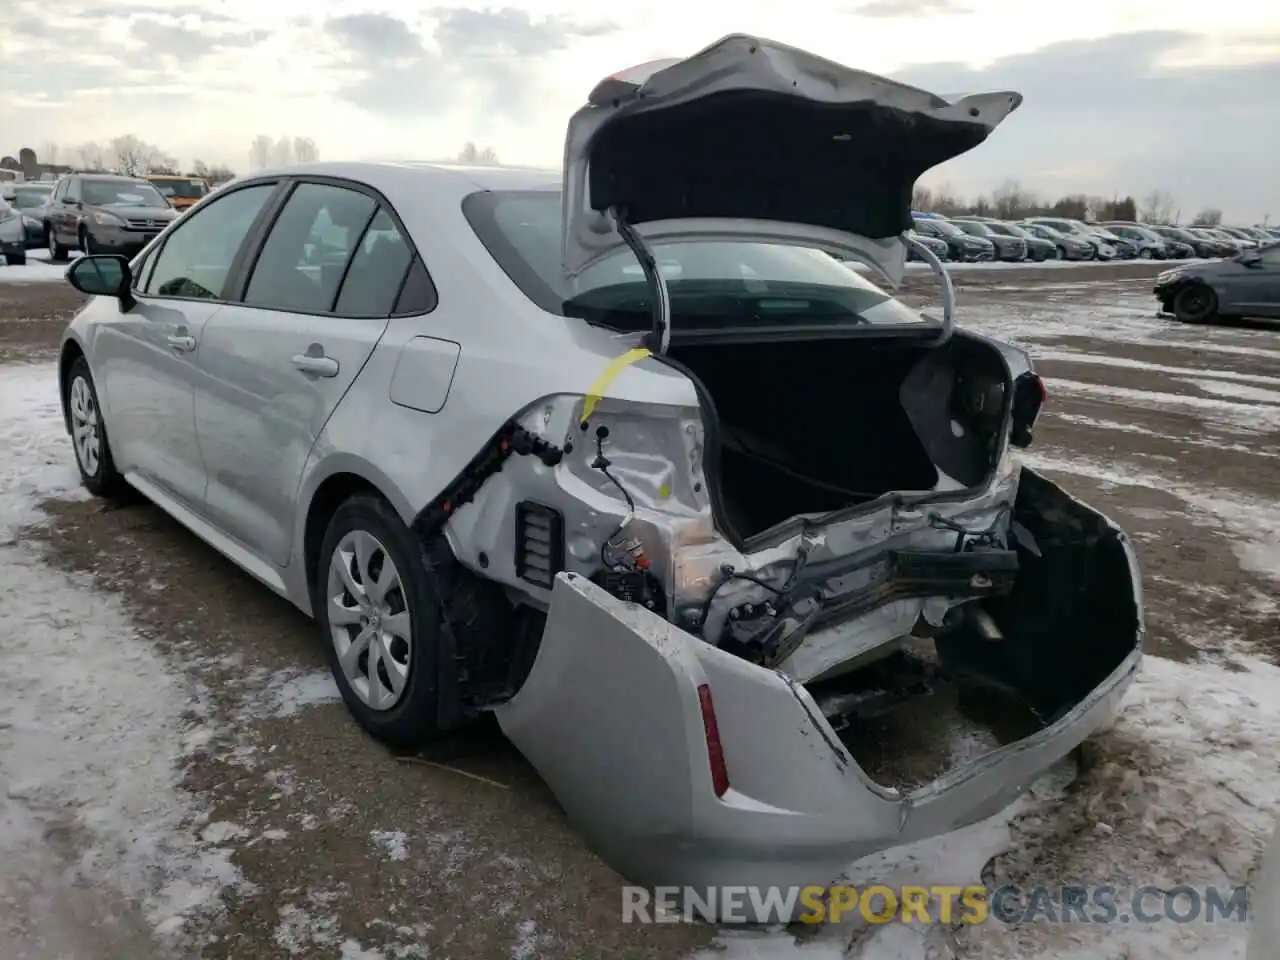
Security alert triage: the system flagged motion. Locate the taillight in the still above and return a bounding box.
[696,683,730,798]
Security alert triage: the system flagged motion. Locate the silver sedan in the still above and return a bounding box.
[57,33,1142,920]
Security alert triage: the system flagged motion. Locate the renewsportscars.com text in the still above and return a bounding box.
[621,883,1251,925]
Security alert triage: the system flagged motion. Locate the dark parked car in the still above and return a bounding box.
[1024,217,1116,260]
[911,216,994,261]
[44,173,178,262]
[1217,227,1261,249]
[1020,222,1093,260]
[1150,225,1219,259]
[983,220,1055,260]
[906,229,951,261]
[1101,223,1171,259]
[949,217,1027,261]
[1085,225,1137,259]
[1183,227,1240,258]
[0,182,54,248]
[1154,242,1280,323]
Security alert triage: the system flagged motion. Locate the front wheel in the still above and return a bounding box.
[64,357,128,497]
[1138,248,1154,259]
[317,495,448,748]
[1056,245,1068,260]
[48,227,70,262]
[1173,284,1217,323]
[4,252,24,266]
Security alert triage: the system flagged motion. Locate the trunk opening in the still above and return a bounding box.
[807,468,1141,793]
[666,331,1011,545]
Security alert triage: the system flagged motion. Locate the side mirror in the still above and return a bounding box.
[67,255,134,309]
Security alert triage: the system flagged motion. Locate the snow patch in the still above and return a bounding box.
[0,361,243,942]
[371,829,410,862]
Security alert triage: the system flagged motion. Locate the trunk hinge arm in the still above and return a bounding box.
[609,206,671,355]
[905,235,955,347]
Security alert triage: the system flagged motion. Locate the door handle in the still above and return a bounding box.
[167,334,197,352]
[291,353,339,377]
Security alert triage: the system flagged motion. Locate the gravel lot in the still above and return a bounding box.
[1,253,1276,960]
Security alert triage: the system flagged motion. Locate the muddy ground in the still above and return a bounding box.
[2,257,1277,958]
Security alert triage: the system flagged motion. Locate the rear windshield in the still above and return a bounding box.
[83,180,168,207]
[7,187,50,210]
[149,177,208,199]
[463,190,933,329]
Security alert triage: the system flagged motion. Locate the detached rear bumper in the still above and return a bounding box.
[497,469,1144,920]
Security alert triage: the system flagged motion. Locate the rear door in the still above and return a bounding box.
[193,178,419,566]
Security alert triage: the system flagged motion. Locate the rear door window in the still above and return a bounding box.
[243,183,376,314]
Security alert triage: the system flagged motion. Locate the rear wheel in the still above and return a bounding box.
[1056,245,1068,260]
[317,495,449,748]
[1173,284,1217,323]
[1138,248,1154,259]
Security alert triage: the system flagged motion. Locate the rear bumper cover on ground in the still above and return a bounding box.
[496,469,1143,921]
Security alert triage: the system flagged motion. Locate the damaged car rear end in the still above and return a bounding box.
[466,36,1145,919]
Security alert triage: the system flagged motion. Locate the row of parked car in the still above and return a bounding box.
[908,211,1280,264]
[0,173,210,266]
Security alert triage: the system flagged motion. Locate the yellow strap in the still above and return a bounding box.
[581,347,652,422]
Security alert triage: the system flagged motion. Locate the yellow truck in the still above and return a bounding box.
[145,174,210,211]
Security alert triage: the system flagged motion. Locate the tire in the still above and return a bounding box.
[1172,284,1217,323]
[64,356,128,497]
[4,252,25,266]
[48,226,69,262]
[79,227,96,255]
[316,495,449,748]
[1138,248,1153,259]
[1056,245,1068,260]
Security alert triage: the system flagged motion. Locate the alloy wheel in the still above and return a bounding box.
[326,530,412,711]
[68,376,101,476]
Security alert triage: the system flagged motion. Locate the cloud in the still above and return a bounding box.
[853,0,972,17]
[891,30,1280,222]
[322,8,617,120]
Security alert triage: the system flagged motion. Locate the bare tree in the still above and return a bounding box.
[456,142,499,164]
[991,179,1037,219]
[1191,208,1222,227]
[110,134,168,177]
[39,142,60,166]
[270,137,293,167]
[911,184,935,212]
[1140,190,1177,224]
[248,135,274,171]
[930,183,964,216]
[74,141,108,171]
[292,137,319,164]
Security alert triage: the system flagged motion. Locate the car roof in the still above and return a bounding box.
[231,161,561,201]
[76,173,152,183]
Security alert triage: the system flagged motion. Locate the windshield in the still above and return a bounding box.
[83,179,168,207]
[7,187,50,210]
[925,219,965,237]
[463,190,933,330]
[148,177,208,199]
[954,220,993,236]
[1028,224,1063,240]
[1161,227,1197,242]
[1091,228,1119,240]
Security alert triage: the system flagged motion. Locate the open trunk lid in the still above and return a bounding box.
[561,34,1021,291]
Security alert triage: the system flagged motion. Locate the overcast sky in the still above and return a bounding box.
[3,0,1277,222]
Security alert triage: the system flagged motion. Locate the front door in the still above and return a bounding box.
[90,181,281,510]
[194,181,414,566]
